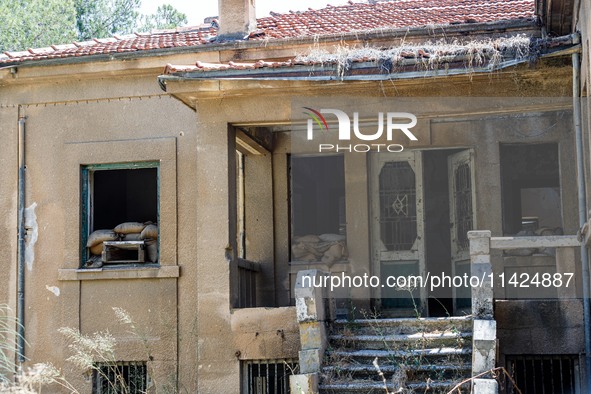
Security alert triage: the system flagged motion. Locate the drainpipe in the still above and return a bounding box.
[17,110,26,363]
[572,33,591,390]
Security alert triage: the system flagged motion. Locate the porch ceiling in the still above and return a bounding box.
[536,0,575,36]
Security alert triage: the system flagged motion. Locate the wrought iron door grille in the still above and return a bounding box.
[379,161,417,251]
[92,361,148,394]
[506,355,580,394]
[242,359,298,394]
[454,162,473,252]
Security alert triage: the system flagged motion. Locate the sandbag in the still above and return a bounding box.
[321,242,346,265]
[145,240,159,263]
[293,235,321,243]
[297,253,317,262]
[86,230,117,247]
[319,233,346,242]
[123,233,142,241]
[90,242,104,256]
[114,222,146,234]
[291,243,310,259]
[140,224,158,240]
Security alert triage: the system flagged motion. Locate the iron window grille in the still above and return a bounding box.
[92,361,149,394]
[242,359,298,394]
[505,354,581,394]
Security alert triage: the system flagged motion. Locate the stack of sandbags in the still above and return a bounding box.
[113,222,159,263]
[291,234,348,266]
[504,227,563,256]
[140,224,159,263]
[86,222,159,264]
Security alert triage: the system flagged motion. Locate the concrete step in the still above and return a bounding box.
[322,362,471,383]
[328,347,471,362]
[329,331,472,349]
[319,379,470,393]
[321,316,473,393]
[332,316,472,336]
[322,361,472,374]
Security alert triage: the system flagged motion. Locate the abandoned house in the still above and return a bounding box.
[0,0,591,392]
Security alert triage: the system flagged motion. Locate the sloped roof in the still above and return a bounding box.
[1,0,536,65]
[0,27,217,65]
[255,0,536,39]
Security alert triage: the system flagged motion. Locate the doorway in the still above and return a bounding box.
[371,149,475,317]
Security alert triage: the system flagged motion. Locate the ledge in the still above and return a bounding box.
[491,235,580,249]
[58,265,180,281]
[289,260,349,273]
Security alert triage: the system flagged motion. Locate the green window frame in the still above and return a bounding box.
[80,161,160,266]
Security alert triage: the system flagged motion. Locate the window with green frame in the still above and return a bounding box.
[81,162,160,267]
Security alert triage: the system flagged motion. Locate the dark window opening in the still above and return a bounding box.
[290,155,345,236]
[82,164,159,266]
[92,168,158,230]
[290,155,346,264]
[242,359,298,394]
[92,361,148,394]
[501,144,562,235]
[505,355,580,394]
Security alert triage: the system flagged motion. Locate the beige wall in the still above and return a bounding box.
[0,72,301,392]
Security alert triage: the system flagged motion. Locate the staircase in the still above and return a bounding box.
[319,316,473,393]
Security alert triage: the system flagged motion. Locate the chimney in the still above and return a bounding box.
[218,0,256,40]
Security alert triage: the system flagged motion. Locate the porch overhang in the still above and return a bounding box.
[157,34,580,109]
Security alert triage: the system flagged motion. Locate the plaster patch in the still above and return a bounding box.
[45,285,60,297]
[25,202,38,271]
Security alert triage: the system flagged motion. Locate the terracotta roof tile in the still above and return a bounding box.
[2,0,535,65]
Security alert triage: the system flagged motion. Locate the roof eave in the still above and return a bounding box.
[158,35,579,90]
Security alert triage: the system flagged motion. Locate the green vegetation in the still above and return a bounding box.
[0,0,189,52]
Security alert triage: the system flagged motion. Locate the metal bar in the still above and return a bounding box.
[250,363,254,394]
[16,113,26,364]
[550,358,554,394]
[572,33,591,392]
[266,360,269,394]
[523,358,528,392]
[571,357,576,392]
[531,359,538,393]
[559,357,564,393]
[273,363,279,393]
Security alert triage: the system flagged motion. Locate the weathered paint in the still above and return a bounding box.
[24,202,37,271]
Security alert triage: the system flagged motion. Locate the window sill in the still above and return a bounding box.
[58,265,179,281]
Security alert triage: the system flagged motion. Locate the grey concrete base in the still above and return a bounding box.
[473,319,497,375]
[299,348,323,374]
[290,373,319,394]
[472,378,499,393]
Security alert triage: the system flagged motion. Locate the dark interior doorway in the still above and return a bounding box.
[423,149,462,317]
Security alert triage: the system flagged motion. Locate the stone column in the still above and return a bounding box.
[468,231,498,394]
[469,230,493,319]
[290,269,332,394]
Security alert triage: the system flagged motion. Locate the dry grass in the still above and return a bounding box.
[295,35,532,78]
